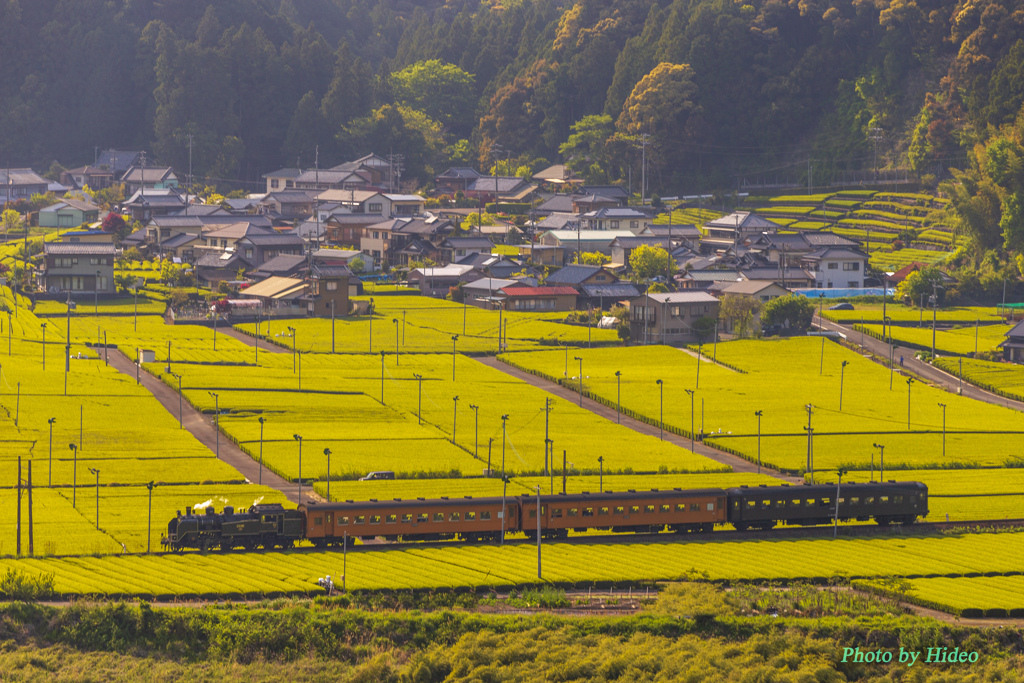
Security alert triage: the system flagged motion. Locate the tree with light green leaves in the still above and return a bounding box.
[391,60,477,137]
[628,244,675,281]
[2,208,23,240]
[559,114,614,183]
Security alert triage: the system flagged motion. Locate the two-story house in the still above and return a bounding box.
[434,167,482,194]
[38,199,101,228]
[122,166,179,194]
[37,243,116,295]
[439,236,494,263]
[546,264,619,289]
[235,233,305,268]
[609,236,673,269]
[580,207,652,232]
[314,190,424,217]
[0,168,49,202]
[258,191,318,218]
[629,291,720,345]
[293,168,374,192]
[700,211,779,254]
[123,188,188,222]
[262,168,301,194]
[801,247,869,289]
[60,166,116,191]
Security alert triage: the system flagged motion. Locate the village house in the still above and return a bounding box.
[700,211,780,254]
[500,285,578,312]
[37,243,116,296]
[0,168,49,202]
[801,246,870,289]
[708,280,791,335]
[122,166,178,194]
[38,198,101,228]
[629,291,721,345]
[408,264,485,297]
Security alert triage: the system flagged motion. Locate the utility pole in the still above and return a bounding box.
[805,404,814,483]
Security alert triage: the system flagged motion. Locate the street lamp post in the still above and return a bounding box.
[685,388,695,452]
[170,372,182,428]
[614,370,621,424]
[257,416,266,485]
[834,467,848,538]
[906,377,914,429]
[873,443,885,481]
[573,356,583,406]
[392,318,400,365]
[839,360,849,411]
[293,434,303,501]
[451,335,459,381]
[413,373,423,424]
[470,404,479,459]
[655,379,664,440]
[95,270,100,315]
[938,402,947,459]
[213,309,218,351]
[884,316,894,390]
[69,443,78,507]
[146,481,157,553]
[324,448,332,501]
[88,467,100,529]
[380,351,385,404]
[208,391,220,458]
[330,301,335,354]
[47,417,56,486]
[754,410,762,474]
[452,396,459,444]
[500,414,509,545]
[40,323,46,370]
[368,297,374,352]
[597,455,604,492]
[287,326,296,372]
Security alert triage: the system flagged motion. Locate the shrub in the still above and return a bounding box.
[0,568,56,601]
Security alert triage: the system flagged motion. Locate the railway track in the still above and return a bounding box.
[147,517,1024,557]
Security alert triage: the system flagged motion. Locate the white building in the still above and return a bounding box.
[801,247,869,289]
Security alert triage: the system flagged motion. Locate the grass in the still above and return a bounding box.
[501,339,1024,475]
[1,531,1021,596]
[854,322,1011,355]
[900,576,1024,613]
[933,357,1024,403]
[870,249,951,271]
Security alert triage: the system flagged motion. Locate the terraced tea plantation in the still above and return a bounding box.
[854,322,1011,356]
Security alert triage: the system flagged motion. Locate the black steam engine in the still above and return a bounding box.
[162,503,304,552]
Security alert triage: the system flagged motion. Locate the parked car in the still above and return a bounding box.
[828,302,854,311]
[359,471,395,481]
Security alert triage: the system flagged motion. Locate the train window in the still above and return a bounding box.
[661,505,670,513]
[864,497,874,505]
[339,517,349,526]
[787,499,800,507]
[746,501,756,509]
[676,504,686,513]
[568,508,578,517]
[806,499,816,506]
[369,515,381,525]
[313,517,323,526]
[849,498,859,505]
[645,505,655,514]
[880,496,889,504]
[615,507,625,515]
[401,514,412,523]
[449,512,461,522]
[327,514,333,525]
[774,500,784,508]
[690,503,700,512]
[707,503,715,511]
[631,506,640,514]
[552,508,563,519]
[417,513,427,523]
[466,512,477,521]
[599,507,609,516]
[386,515,397,524]
[760,500,770,510]
[583,507,594,517]
[528,509,537,518]
[894,496,903,504]
[355,516,365,524]
[433,513,444,522]
[820,497,831,507]
[481,511,492,520]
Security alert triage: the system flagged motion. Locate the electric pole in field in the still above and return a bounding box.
[869,128,884,182]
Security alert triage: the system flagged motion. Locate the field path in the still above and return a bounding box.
[477,357,801,482]
[817,315,1024,412]
[218,326,288,352]
[107,349,314,504]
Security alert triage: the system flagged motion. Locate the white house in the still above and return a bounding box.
[800,247,869,289]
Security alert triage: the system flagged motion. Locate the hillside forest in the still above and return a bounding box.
[2,0,1024,281]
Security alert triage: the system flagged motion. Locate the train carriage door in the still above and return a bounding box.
[326,513,334,537]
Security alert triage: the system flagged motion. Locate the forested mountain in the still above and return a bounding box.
[1,0,1022,197]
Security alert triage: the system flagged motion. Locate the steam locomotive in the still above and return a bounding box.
[161,481,928,551]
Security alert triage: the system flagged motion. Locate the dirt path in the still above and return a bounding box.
[107,349,316,504]
[476,357,801,482]
[817,316,1024,412]
[217,326,288,353]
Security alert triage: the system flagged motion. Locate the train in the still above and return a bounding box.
[161,481,928,551]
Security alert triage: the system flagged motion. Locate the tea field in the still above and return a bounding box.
[0,531,1020,598]
[854,322,1011,356]
[898,575,1024,615]
[500,339,1024,475]
[821,303,1006,324]
[235,295,617,355]
[933,357,1024,402]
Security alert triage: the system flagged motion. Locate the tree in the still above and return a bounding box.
[616,63,700,164]
[762,295,815,333]
[391,60,477,136]
[719,294,763,339]
[101,213,130,241]
[574,251,610,265]
[2,208,23,239]
[559,114,614,183]
[629,244,675,281]
[896,267,946,304]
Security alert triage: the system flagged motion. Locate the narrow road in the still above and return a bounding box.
[107,349,315,504]
[218,326,288,353]
[817,316,1024,412]
[477,357,802,482]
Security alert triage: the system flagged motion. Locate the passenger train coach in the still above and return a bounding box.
[162,481,928,551]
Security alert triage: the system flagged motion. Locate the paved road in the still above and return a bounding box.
[816,315,1024,412]
[476,357,802,483]
[107,350,316,504]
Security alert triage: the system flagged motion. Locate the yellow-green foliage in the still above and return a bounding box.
[855,322,1011,355]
